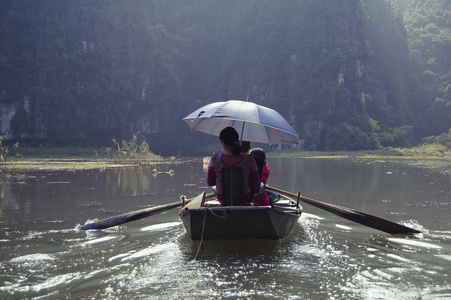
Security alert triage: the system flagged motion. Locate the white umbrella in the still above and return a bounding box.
[183,100,298,144]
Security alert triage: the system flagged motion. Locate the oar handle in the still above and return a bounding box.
[267,186,354,212]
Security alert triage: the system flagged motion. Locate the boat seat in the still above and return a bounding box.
[221,166,247,206]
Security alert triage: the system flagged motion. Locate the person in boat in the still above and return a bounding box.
[240,141,252,154]
[206,127,260,205]
[250,148,270,206]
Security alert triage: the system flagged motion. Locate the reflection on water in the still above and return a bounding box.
[0,158,450,299]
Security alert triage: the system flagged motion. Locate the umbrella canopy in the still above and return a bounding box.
[183,100,298,144]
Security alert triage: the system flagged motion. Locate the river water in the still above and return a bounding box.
[0,157,450,299]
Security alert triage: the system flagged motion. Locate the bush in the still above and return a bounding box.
[322,123,379,151]
[422,129,451,149]
[0,137,19,164]
[377,126,414,148]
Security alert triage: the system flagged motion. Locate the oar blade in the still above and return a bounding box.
[81,202,181,230]
[266,186,421,235]
[80,192,214,231]
[302,198,420,234]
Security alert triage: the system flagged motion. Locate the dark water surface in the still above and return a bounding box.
[1,157,450,299]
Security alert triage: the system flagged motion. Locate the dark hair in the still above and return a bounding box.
[250,148,266,179]
[219,127,241,156]
[240,141,251,153]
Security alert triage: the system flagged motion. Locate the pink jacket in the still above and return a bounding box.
[252,165,270,206]
[207,153,260,204]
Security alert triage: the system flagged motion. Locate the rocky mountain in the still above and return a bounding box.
[0,0,448,155]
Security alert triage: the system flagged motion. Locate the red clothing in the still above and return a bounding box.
[252,165,270,206]
[207,153,260,204]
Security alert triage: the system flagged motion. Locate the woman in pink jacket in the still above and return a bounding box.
[206,127,260,205]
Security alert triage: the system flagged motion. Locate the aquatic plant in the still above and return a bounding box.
[0,136,19,166]
[106,132,160,165]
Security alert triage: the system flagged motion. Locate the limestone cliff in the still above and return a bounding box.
[0,0,418,154]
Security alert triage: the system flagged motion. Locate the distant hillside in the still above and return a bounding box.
[0,0,449,155]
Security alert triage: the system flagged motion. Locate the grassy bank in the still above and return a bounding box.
[8,146,108,160]
[1,146,169,171]
[269,143,451,159]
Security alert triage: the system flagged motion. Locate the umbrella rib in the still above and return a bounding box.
[192,117,297,143]
[212,116,296,135]
[240,122,245,142]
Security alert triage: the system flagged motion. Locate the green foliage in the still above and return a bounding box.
[376,125,414,148]
[391,0,451,137]
[421,98,451,137]
[422,129,451,150]
[322,122,379,151]
[394,143,449,157]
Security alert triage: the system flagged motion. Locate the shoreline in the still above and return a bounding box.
[1,146,450,172]
[269,143,451,160]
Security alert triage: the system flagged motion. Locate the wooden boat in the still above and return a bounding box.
[179,192,302,240]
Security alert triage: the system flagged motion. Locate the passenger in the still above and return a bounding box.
[240,141,252,154]
[206,127,260,205]
[250,148,270,206]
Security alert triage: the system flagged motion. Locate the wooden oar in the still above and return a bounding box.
[266,186,421,235]
[81,192,215,230]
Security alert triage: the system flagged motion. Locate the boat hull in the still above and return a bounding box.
[180,201,302,240]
